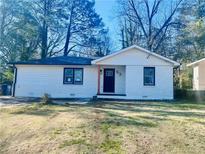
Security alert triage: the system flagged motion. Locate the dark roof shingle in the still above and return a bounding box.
[10,56,94,65]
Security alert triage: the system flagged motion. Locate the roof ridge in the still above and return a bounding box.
[187,58,205,67]
[8,56,94,65]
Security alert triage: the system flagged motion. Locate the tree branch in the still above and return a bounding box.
[128,0,148,38]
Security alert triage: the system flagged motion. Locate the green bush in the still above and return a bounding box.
[179,68,193,89]
[175,89,205,101]
[41,93,52,105]
[0,69,14,85]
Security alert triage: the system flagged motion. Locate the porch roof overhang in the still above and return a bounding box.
[92,45,180,67]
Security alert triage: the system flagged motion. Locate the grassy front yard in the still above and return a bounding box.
[1,101,205,154]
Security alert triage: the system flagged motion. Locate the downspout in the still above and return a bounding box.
[12,65,17,97]
[173,64,181,99]
[97,65,100,94]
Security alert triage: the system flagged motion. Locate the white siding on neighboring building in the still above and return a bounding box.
[192,61,205,90]
[15,65,98,98]
[193,66,199,90]
[198,63,205,90]
[188,59,205,91]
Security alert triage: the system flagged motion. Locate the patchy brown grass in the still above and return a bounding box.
[0,101,205,154]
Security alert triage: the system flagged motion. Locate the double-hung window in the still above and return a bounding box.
[144,67,155,86]
[64,68,83,85]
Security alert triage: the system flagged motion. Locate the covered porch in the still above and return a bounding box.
[96,65,127,99]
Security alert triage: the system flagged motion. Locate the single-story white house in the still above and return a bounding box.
[187,58,205,90]
[11,45,180,100]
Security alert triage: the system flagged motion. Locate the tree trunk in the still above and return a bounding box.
[121,28,125,49]
[41,0,49,59]
[63,23,72,56]
[64,5,74,56]
[41,22,48,59]
[0,0,6,46]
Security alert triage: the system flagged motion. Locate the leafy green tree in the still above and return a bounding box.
[59,0,107,56]
[175,0,205,62]
[0,0,111,84]
[0,0,39,63]
[0,0,19,65]
[25,0,65,59]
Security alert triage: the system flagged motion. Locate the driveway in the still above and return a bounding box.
[0,96,91,106]
[0,96,39,106]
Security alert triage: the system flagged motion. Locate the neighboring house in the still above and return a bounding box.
[11,45,180,100]
[187,58,205,90]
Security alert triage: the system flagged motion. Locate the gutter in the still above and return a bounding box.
[12,65,17,97]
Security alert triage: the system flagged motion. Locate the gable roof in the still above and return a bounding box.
[92,45,180,66]
[10,56,94,65]
[187,58,205,67]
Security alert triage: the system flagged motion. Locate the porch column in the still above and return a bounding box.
[97,65,100,94]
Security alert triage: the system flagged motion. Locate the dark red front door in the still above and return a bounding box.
[103,69,115,93]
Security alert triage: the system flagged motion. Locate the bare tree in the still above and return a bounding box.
[119,0,183,53]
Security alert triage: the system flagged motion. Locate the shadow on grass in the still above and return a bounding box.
[100,115,157,128]
[90,100,205,109]
[2,100,205,126]
[1,103,66,116]
[90,101,205,119]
